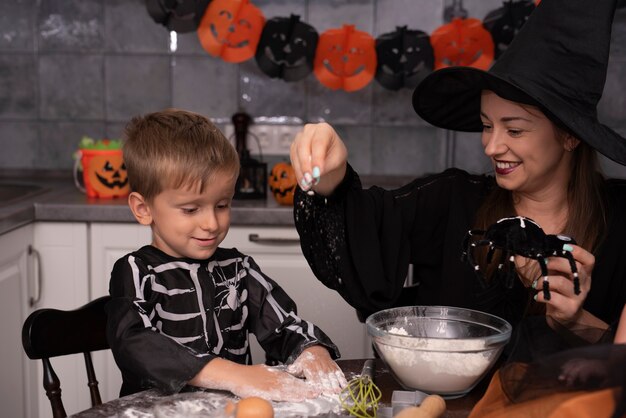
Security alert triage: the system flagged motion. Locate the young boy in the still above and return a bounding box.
[105,109,347,402]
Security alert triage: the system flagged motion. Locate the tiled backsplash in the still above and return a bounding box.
[1,0,626,178]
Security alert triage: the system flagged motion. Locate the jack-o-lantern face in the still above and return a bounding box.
[83,151,129,199]
[268,162,297,205]
[255,15,319,82]
[375,26,434,91]
[145,0,210,33]
[197,0,265,63]
[431,18,494,70]
[483,0,535,58]
[314,25,377,92]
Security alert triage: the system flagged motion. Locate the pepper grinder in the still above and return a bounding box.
[232,111,267,200]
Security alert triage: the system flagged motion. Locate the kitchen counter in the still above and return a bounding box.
[0,177,295,235]
[0,173,414,235]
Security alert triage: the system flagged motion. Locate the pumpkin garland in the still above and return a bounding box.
[375,26,434,91]
[255,14,319,82]
[197,0,266,63]
[313,25,377,92]
[430,17,494,70]
[146,0,538,91]
[145,0,211,33]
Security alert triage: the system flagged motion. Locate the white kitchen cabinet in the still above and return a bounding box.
[31,222,90,418]
[222,226,373,363]
[89,222,152,405]
[0,222,90,418]
[89,223,152,299]
[0,224,35,418]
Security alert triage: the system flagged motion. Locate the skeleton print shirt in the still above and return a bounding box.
[106,245,340,396]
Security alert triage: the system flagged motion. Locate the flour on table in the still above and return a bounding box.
[121,409,154,418]
[146,389,342,418]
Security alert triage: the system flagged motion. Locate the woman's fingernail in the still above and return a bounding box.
[300,178,311,190]
[531,279,538,289]
[312,166,320,180]
[563,244,574,252]
[304,172,313,184]
[533,294,538,301]
[544,258,549,266]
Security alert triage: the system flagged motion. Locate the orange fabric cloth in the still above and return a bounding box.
[548,389,619,418]
[469,370,622,418]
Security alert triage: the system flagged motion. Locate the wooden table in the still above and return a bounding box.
[72,359,489,417]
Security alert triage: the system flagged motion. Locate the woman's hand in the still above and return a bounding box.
[558,358,609,387]
[286,345,348,395]
[189,358,320,402]
[533,244,594,324]
[290,123,348,196]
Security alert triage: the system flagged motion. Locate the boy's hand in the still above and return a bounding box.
[229,364,321,402]
[190,359,319,402]
[286,345,348,395]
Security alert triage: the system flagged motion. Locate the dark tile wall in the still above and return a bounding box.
[1,0,626,179]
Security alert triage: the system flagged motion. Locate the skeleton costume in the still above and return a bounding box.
[106,245,339,396]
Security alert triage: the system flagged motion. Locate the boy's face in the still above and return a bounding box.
[137,170,237,260]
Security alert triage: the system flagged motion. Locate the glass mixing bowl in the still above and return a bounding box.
[366,306,512,399]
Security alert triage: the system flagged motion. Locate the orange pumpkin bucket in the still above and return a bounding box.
[78,148,130,199]
[268,161,297,205]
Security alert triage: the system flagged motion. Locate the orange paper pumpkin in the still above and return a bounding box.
[268,162,297,205]
[314,24,377,92]
[197,0,265,63]
[430,17,494,70]
[81,150,129,199]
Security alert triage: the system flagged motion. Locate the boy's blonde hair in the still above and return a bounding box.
[123,109,240,201]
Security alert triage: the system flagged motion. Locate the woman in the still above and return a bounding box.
[289,0,626,333]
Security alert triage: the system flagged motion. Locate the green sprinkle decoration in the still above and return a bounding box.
[79,136,123,150]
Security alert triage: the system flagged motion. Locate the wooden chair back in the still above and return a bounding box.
[22,296,111,418]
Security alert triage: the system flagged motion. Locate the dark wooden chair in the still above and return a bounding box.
[22,296,112,418]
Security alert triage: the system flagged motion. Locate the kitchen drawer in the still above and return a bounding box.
[222,226,302,255]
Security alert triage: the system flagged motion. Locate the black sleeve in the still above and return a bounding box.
[241,254,341,363]
[294,165,486,315]
[106,254,213,395]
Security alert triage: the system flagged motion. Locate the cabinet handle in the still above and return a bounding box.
[248,234,300,246]
[28,245,42,307]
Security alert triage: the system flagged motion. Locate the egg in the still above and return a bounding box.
[224,400,237,416]
[227,396,274,418]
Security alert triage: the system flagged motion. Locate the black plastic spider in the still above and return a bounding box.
[461,216,580,301]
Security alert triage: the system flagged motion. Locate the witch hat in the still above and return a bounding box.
[413,0,626,166]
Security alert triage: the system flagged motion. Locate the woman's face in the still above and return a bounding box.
[480,90,576,195]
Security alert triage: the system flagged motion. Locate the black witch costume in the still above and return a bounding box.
[294,166,626,329]
[295,0,626,416]
[106,245,339,396]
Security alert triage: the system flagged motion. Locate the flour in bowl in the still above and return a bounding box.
[377,326,496,394]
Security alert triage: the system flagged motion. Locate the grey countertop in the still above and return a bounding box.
[0,176,295,235]
[0,173,414,236]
